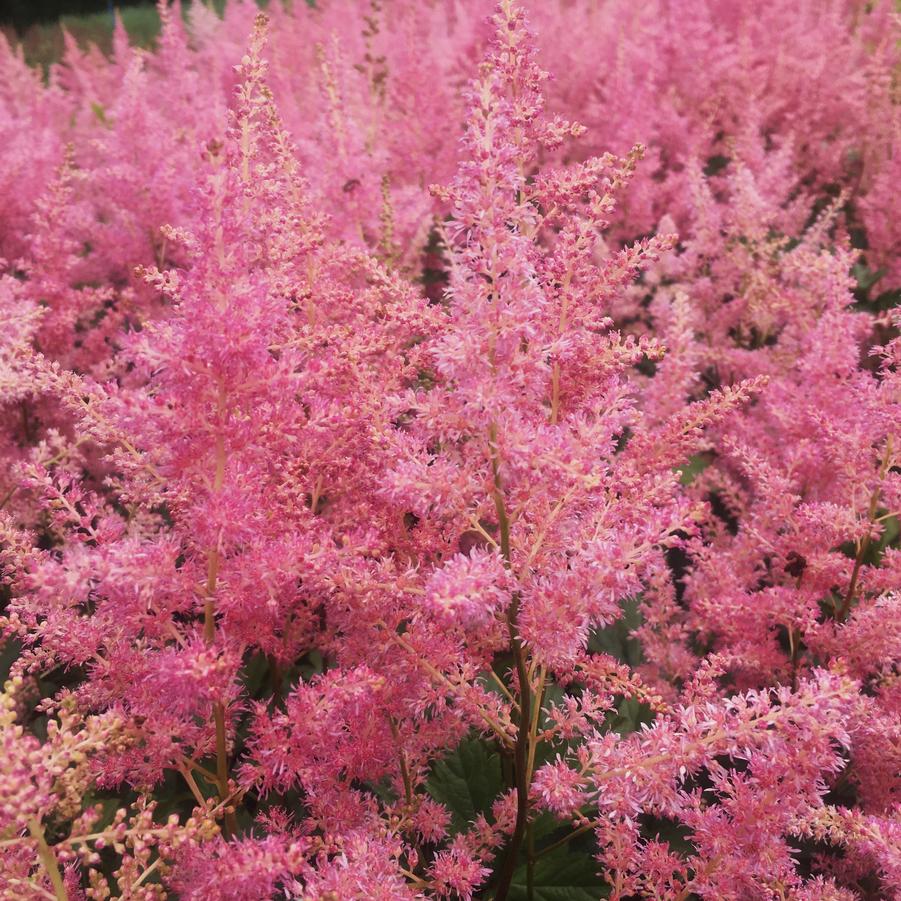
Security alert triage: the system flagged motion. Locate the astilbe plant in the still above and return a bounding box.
[0,1,900,899]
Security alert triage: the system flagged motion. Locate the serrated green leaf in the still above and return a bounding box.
[508,849,609,900]
[426,737,504,833]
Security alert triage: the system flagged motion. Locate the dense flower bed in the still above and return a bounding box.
[1,1,900,898]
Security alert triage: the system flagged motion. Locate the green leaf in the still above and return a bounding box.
[530,811,569,843]
[606,695,655,736]
[588,596,643,666]
[0,638,20,683]
[90,102,109,126]
[426,737,504,833]
[640,814,696,857]
[241,651,270,698]
[870,287,901,311]
[366,776,399,805]
[677,451,714,486]
[702,154,731,177]
[879,514,900,553]
[508,849,609,900]
[852,261,885,294]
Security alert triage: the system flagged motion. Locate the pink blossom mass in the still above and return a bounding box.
[0,0,900,898]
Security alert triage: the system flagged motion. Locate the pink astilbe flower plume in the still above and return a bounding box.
[0,0,899,897]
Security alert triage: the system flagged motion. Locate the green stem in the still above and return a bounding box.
[534,819,596,860]
[203,420,238,837]
[388,716,414,807]
[838,436,894,623]
[28,818,67,901]
[488,423,532,901]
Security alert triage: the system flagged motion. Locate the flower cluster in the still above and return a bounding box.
[0,0,899,898]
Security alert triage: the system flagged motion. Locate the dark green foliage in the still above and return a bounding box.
[509,849,610,900]
[426,737,504,834]
[3,1,154,31]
